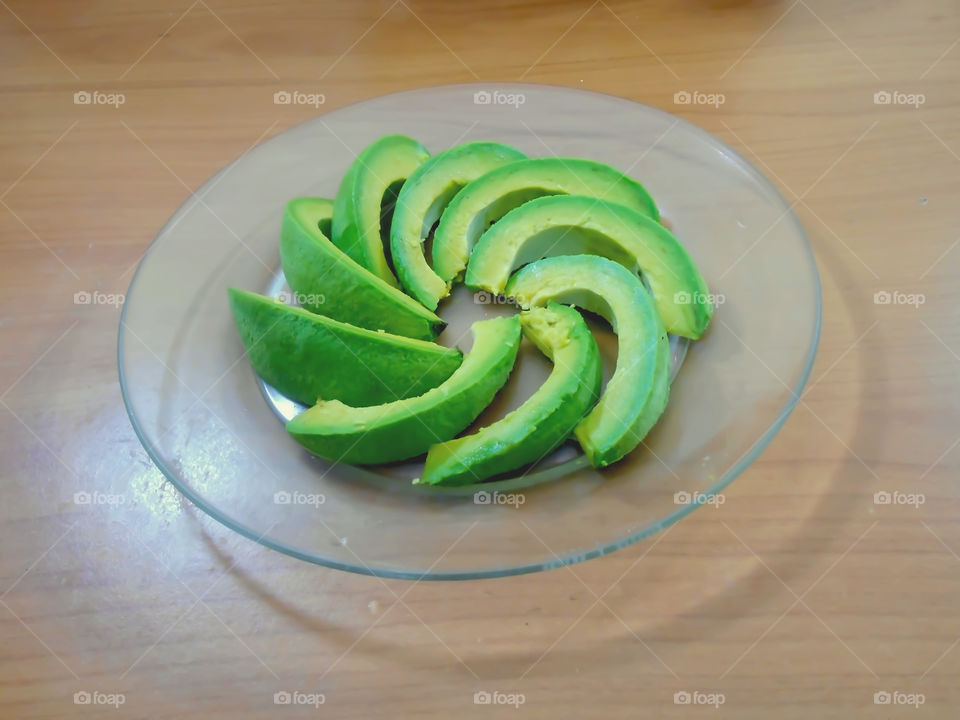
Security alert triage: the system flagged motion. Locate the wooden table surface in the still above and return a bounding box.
[2,0,959,717]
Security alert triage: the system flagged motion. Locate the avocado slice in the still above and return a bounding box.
[431,157,659,292]
[332,134,430,287]
[420,302,602,486]
[505,255,670,468]
[286,316,522,465]
[389,141,527,310]
[280,197,445,340]
[466,195,713,339]
[227,288,462,408]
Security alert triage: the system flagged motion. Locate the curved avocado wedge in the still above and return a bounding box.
[390,141,527,310]
[505,255,670,468]
[281,197,445,340]
[420,302,602,486]
[431,157,659,290]
[466,195,713,339]
[332,134,430,287]
[227,288,462,408]
[286,316,522,465]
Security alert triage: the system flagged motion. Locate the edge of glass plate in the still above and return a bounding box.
[117,82,822,581]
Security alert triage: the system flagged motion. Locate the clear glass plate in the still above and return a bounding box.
[118,83,820,579]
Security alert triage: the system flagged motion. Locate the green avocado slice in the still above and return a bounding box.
[390,141,527,310]
[505,255,670,468]
[227,288,462,408]
[286,316,522,465]
[332,134,430,287]
[281,197,445,340]
[431,157,659,290]
[420,302,602,486]
[466,195,713,339]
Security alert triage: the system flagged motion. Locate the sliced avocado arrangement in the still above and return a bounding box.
[227,288,462,407]
[229,134,714,485]
[431,157,660,291]
[332,134,430,287]
[286,316,521,464]
[506,255,671,468]
[420,302,601,486]
[466,195,713,339]
[281,197,445,340]
[390,142,527,310]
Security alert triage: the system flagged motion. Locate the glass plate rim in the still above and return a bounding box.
[117,81,823,580]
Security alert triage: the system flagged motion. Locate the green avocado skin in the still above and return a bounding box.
[227,288,462,408]
[432,157,660,285]
[420,302,602,486]
[280,197,445,341]
[331,134,430,287]
[286,316,521,465]
[506,255,670,468]
[465,195,713,339]
[389,141,527,310]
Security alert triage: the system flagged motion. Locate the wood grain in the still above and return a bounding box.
[2,0,959,717]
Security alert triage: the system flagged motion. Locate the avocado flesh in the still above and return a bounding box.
[505,255,670,468]
[466,195,713,339]
[332,134,430,287]
[286,316,522,465]
[226,288,462,408]
[280,197,445,340]
[390,142,527,310]
[431,157,659,286]
[420,302,602,486]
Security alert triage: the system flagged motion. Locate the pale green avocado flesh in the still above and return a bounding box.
[420,302,602,486]
[226,288,462,408]
[286,316,521,465]
[432,157,660,287]
[505,255,670,468]
[466,195,712,339]
[332,134,430,287]
[390,142,527,310]
[281,197,445,340]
